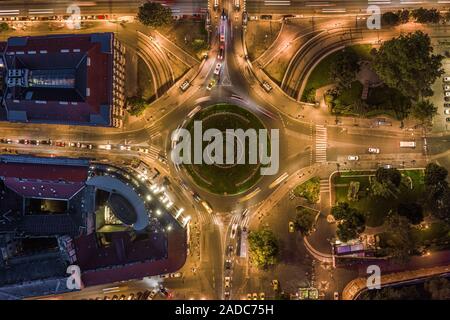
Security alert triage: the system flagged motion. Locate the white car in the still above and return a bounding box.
[368,148,380,154]
[444,76,450,82]
[445,109,450,115]
[224,276,231,288]
[444,85,450,91]
[445,91,450,97]
[348,155,359,161]
[214,63,222,76]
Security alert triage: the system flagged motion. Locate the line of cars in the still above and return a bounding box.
[443,76,450,122]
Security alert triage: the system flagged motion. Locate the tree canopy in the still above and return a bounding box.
[294,207,316,235]
[137,2,173,28]
[248,229,279,269]
[397,202,424,225]
[373,31,444,100]
[382,12,400,26]
[332,203,366,242]
[411,7,441,24]
[409,100,437,123]
[329,49,360,89]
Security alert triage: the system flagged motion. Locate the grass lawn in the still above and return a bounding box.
[137,58,156,102]
[301,44,372,101]
[183,104,266,195]
[366,85,411,120]
[333,170,425,227]
[245,20,282,61]
[158,20,208,59]
[293,177,320,203]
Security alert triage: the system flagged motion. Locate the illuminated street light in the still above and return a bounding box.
[175,208,184,219]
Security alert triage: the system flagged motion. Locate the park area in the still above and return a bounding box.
[183,104,267,195]
[301,44,373,102]
[333,170,425,227]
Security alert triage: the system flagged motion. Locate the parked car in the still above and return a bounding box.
[445,109,450,115]
[224,276,231,288]
[368,148,380,154]
[288,221,295,233]
[180,80,190,91]
[259,292,265,300]
[447,117,450,122]
[262,81,272,92]
[334,292,339,300]
[348,155,359,161]
[252,293,258,300]
[444,76,450,82]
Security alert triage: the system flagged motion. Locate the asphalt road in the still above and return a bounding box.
[1,0,450,300]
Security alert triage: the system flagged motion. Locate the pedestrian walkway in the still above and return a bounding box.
[315,125,327,163]
[320,179,330,193]
[147,146,161,161]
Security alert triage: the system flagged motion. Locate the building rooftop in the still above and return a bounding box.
[1,33,114,126]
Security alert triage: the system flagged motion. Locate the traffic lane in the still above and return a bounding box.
[0,0,207,16]
[427,136,450,155]
[245,0,445,15]
[328,127,425,155]
[200,222,223,299]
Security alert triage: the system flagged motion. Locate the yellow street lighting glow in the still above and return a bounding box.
[146,195,152,201]
[175,208,184,219]
[156,209,162,216]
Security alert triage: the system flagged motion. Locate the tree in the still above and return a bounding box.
[410,99,437,123]
[397,202,424,225]
[411,8,441,24]
[0,22,8,32]
[331,203,366,242]
[294,207,316,235]
[375,167,402,187]
[248,229,279,269]
[373,31,444,99]
[293,177,320,203]
[137,1,173,28]
[382,12,400,26]
[336,214,365,242]
[371,167,401,198]
[126,96,148,116]
[424,163,448,201]
[398,9,410,24]
[425,163,448,188]
[381,214,415,261]
[329,49,360,89]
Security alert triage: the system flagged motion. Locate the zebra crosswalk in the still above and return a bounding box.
[315,125,327,163]
[320,179,330,193]
[147,145,161,161]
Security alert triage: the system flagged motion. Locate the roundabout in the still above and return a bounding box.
[181,103,268,196]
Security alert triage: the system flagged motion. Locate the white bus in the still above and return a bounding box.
[400,141,416,148]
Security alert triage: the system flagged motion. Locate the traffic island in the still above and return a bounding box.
[182,103,268,196]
